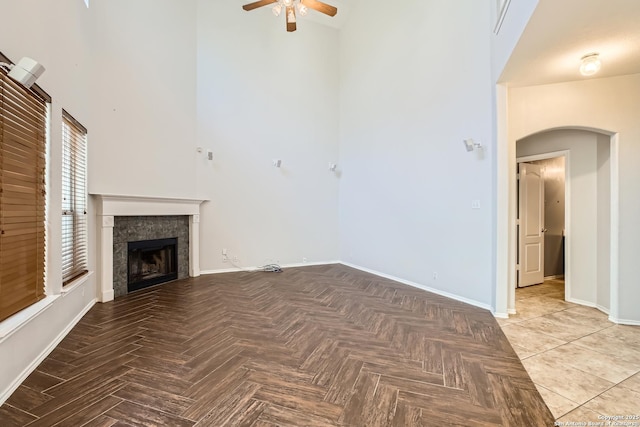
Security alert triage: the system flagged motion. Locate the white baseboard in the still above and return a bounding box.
[0,298,96,405]
[608,316,640,326]
[544,275,565,280]
[507,308,517,315]
[100,289,114,303]
[493,312,509,319]
[567,298,614,318]
[566,297,597,308]
[340,262,493,312]
[200,260,341,275]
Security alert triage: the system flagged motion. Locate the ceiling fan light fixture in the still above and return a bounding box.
[287,7,296,23]
[283,0,293,7]
[580,53,601,76]
[272,3,282,16]
[297,3,308,16]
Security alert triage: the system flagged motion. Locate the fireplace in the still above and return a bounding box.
[127,237,178,293]
[93,194,205,303]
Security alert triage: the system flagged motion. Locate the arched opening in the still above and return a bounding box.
[510,129,614,316]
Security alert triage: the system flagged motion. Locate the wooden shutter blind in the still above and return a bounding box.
[0,61,48,321]
[61,111,88,285]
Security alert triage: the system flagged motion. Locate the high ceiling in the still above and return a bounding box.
[500,0,640,87]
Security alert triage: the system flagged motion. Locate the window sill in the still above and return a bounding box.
[61,270,94,295]
[0,295,59,343]
[0,271,94,343]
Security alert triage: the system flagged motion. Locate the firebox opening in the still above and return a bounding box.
[127,237,178,293]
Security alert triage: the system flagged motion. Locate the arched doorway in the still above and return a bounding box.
[511,129,613,314]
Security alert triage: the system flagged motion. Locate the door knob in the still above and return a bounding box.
[541,228,548,232]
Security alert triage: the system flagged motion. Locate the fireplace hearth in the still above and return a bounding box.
[128,237,178,293]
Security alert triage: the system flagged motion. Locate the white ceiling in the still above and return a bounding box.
[499,0,640,87]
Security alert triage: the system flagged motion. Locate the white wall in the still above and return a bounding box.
[339,0,494,308]
[517,130,601,304]
[509,74,640,323]
[491,0,538,316]
[490,0,539,82]
[597,133,611,311]
[195,0,340,270]
[88,0,198,198]
[0,0,96,403]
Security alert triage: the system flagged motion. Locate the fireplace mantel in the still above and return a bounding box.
[92,194,207,302]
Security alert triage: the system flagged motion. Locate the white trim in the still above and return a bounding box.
[566,297,596,308]
[341,262,493,312]
[91,194,206,217]
[495,84,510,317]
[609,134,620,321]
[507,308,517,315]
[0,296,59,343]
[543,275,565,280]
[92,194,207,301]
[200,260,341,275]
[567,299,610,317]
[0,298,96,405]
[493,312,509,319]
[281,261,341,268]
[608,317,640,326]
[494,0,512,34]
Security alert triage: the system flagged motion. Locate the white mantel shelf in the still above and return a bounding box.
[92,193,207,217]
[92,194,208,303]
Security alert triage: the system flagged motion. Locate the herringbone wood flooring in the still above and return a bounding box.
[0,265,554,426]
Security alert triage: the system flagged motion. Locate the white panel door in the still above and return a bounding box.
[518,163,545,287]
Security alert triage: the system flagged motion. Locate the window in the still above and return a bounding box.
[62,111,88,285]
[0,53,50,321]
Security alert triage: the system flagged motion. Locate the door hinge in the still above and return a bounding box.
[516,218,520,226]
[516,173,520,180]
[515,264,520,271]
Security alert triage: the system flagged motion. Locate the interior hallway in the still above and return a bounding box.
[497,279,640,422]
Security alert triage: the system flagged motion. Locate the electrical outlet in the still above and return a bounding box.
[222,255,228,263]
[433,272,438,280]
[232,256,239,263]
[303,257,308,263]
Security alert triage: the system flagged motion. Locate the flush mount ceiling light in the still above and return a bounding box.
[242,0,337,32]
[580,53,601,76]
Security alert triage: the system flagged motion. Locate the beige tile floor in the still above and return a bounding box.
[497,279,640,423]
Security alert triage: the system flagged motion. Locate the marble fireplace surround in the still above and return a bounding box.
[93,194,206,303]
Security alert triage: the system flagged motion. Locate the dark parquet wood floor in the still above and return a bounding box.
[0,265,554,426]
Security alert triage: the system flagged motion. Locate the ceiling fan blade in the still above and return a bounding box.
[300,0,337,17]
[286,5,297,32]
[242,0,278,11]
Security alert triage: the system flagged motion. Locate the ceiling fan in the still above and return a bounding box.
[242,0,338,32]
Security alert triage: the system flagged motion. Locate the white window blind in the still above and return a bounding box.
[62,110,88,285]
